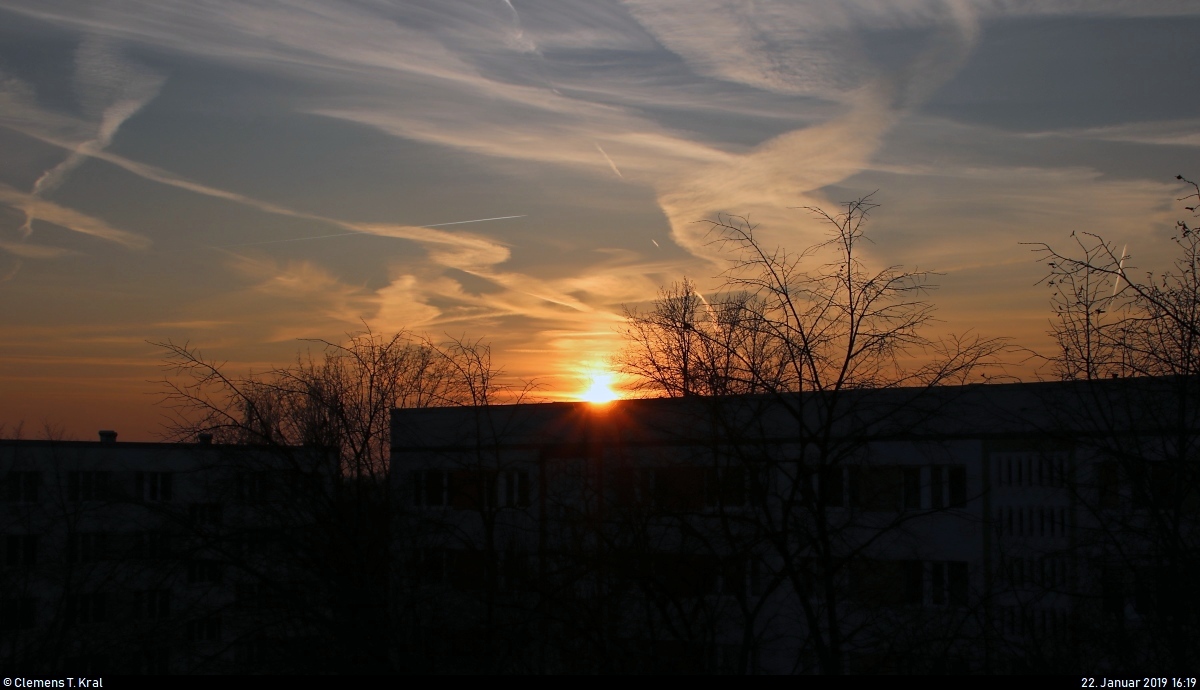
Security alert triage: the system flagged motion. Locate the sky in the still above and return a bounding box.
[1,0,1198,440]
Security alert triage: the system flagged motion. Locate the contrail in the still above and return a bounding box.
[217,215,527,248]
[1113,244,1127,297]
[651,239,659,247]
[20,37,163,237]
[595,143,623,179]
[425,214,526,228]
[501,0,537,54]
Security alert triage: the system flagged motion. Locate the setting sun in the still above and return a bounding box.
[580,372,620,404]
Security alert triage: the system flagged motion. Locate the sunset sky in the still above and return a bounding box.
[1,1,1198,440]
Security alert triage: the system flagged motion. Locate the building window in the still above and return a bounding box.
[188,560,223,584]
[1102,564,1125,618]
[187,615,221,643]
[902,468,921,511]
[69,472,111,502]
[235,636,267,666]
[1097,462,1119,509]
[501,551,534,592]
[236,471,269,504]
[136,472,173,502]
[849,466,902,512]
[931,561,945,605]
[903,560,924,604]
[947,466,967,508]
[67,532,109,563]
[931,466,944,509]
[189,503,222,527]
[850,559,922,606]
[409,548,448,587]
[0,598,35,630]
[3,472,39,503]
[948,561,968,607]
[503,470,530,508]
[707,467,747,508]
[411,470,447,507]
[65,592,107,625]
[1133,462,1178,509]
[140,647,170,675]
[450,470,499,511]
[819,466,844,508]
[4,534,37,567]
[133,531,171,560]
[137,589,171,620]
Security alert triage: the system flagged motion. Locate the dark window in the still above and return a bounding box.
[141,648,170,675]
[1102,565,1125,618]
[4,534,37,567]
[188,560,223,584]
[930,466,944,509]
[189,503,222,527]
[849,466,902,511]
[133,531,171,560]
[931,561,946,605]
[136,472,173,502]
[236,472,268,503]
[948,562,968,607]
[1133,462,1178,509]
[447,549,488,591]
[948,466,967,508]
[67,532,108,563]
[706,467,747,508]
[903,468,921,511]
[3,472,39,503]
[235,637,267,666]
[850,560,907,605]
[718,557,746,596]
[65,592,107,625]
[504,470,531,508]
[903,560,924,604]
[410,548,448,586]
[0,598,35,630]
[137,589,170,620]
[68,472,111,502]
[187,615,221,643]
[502,552,534,591]
[1098,462,1119,509]
[652,467,705,513]
[649,553,720,598]
[422,470,446,507]
[820,466,844,508]
[449,470,497,511]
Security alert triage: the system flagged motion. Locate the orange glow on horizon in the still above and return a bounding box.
[579,371,620,404]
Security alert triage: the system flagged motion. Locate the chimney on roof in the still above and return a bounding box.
[98,430,118,443]
[198,433,213,445]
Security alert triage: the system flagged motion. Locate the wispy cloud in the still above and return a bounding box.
[20,36,163,236]
[0,184,151,249]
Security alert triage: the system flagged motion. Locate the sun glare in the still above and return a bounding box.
[580,371,619,404]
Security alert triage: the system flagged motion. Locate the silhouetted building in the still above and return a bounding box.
[0,433,335,674]
[390,378,1200,673]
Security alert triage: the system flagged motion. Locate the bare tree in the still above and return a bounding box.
[617,196,1008,674]
[1026,176,1200,671]
[148,327,521,673]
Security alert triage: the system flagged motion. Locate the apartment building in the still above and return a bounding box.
[0,433,335,675]
[390,378,1199,673]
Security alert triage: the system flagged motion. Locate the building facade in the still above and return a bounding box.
[390,378,1200,674]
[0,433,341,675]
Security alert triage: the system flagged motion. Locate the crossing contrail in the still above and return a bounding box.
[216,215,527,248]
